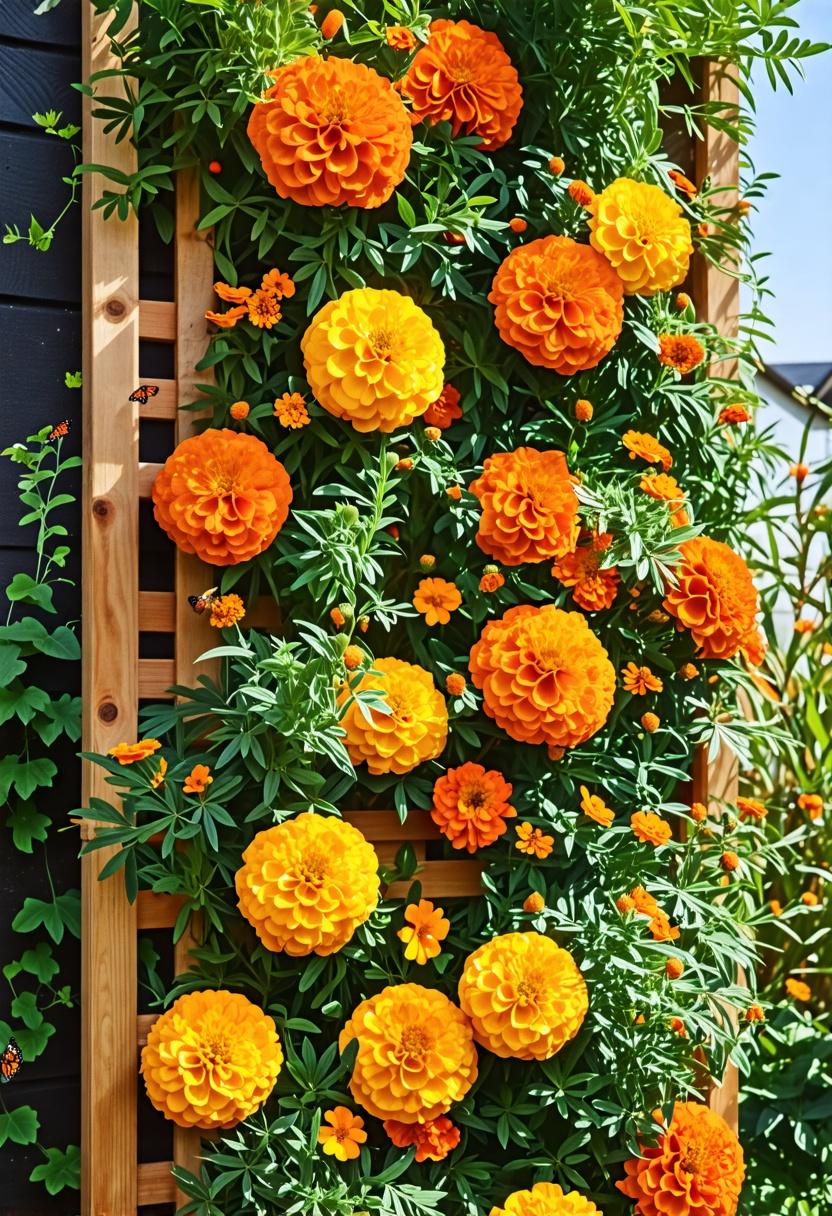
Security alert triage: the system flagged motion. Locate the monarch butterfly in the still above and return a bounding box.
[1,1038,22,1084]
[129,384,160,405]
[188,587,219,615]
[48,419,70,440]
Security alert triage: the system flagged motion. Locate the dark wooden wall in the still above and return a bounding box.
[1,1,82,1212]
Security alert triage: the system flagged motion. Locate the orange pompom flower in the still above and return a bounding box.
[274,392,310,428]
[514,822,554,859]
[641,712,660,733]
[339,657,447,774]
[384,1116,460,1162]
[623,430,672,470]
[424,382,462,429]
[385,25,417,51]
[183,764,213,795]
[719,403,752,425]
[786,977,811,1002]
[490,236,624,374]
[397,899,450,965]
[589,177,693,295]
[108,738,161,765]
[248,56,411,209]
[320,8,344,39]
[797,793,824,818]
[631,811,672,847]
[470,605,615,748]
[574,398,594,421]
[317,1107,366,1161]
[490,1181,603,1216]
[551,532,620,612]
[579,785,615,827]
[469,447,579,566]
[209,593,245,629]
[152,430,292,566]
[549,156,565,176]
[617,1101,745,1216]
[431,762,516,853]
[658,333,706,374]
[568,179,595,207]
[229,400,250,421]
[663,536,761,661]
[343,645,364,671]
[413,577,462,625]
[523,891,545,914]
[721,850,740,873]
[480,568,506,593]
[622,662,664,694]
[400,19,522,151]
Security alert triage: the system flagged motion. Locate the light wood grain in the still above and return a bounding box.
[137,1012,155,1049]
[137,1160,176,1206]
[81,3,139,1212]
[137,890,186,931]
[139,297,176,342]
[388,860,483,899]
[138,377,177,420]
[137,460,162,499]
[138,657,175,700]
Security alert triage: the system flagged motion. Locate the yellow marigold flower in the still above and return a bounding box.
[235,813,380,956]
[183,764,213,795]
[445,673,466,696]
[720,403,752,424]
[246,288,282,329]
[490,1181,602,1216]
[737,796,766,822]
[514,822,554,859]
[568,179,595,207]
[150,757,167,788]
[397,899,450,965]
[589,177,693,295]
[574,398,593,421]
[338,657,448,774]
[802,891,819,906]
[229,400,250,420]
[274,391,310,429]
[385,24,417,51]
[209,593,245,629]
[318,1106,366,1161]
[623,429,672,470]
[631,811,672,847]
[343,645,364,671]
[721,850,740,872]
[141,990,282,1129]
[690,801,708,823]
[665,957,684,980]
[301,288,445,433]
[413,577,462,626]
[459,932,588,1060]
[579,785,615,827]
[523,891,545,914]
[549,156,565,176]
[745,1004,765,1023]
[622,662,664,694]
[339,983,478,1122]
[384,1115,460,1161]
[469,447,579,566]
[641,712,660,733]
[658,333,706,374]
[432,762,516,852]
[786,977,811,1002]
[797,792,823,818]
[108,738,161,765]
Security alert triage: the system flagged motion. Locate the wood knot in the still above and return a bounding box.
[92,498,110,519]
[104,296,126,320]
[98,701,118,723]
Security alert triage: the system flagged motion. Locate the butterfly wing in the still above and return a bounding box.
[129,385,160,405]
[1,1038,22,1083]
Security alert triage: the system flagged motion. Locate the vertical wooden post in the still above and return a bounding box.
[81,2,139,1212]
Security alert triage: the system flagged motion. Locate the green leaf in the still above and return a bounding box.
[30,1145,81,1195]
[0,1105,39,1148]
[5,573,55,613]
[0,756,58,801]
[37,694,82,744]
[64,371,82,389]
[6,801,51,852]
[12,890,80,943]
[11,991,43,1030]
[0,643,25,685]
[0,683,52,727]
[5,942,59,984]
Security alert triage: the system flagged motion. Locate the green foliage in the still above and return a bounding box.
[2,111,81,252]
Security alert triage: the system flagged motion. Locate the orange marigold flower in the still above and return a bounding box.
[802,891,819,907]
[690,801,708,823]
[670,1017,687,1037]
[423,426,441,443]
[663,536,760,661]
[445,673,466,696]
[431,762,516,853]
[248,56,411,209]
[790,462,809,482]
[229,400,250,421]
[490,236,624,374]
[413,577,462,626]
[745,1004,765,1023]
[575,398,594,421]
[650,911,679,942]
[579,785,615,827]
[737,796,766,822]
[479,569,506,593]
[719,403,752,424]
[141,990,282,1129]
[236,813,380,956]
[675,291,692,311]
[446,484,462,501]
[330,606,346,629]
[214,282,252,304]
[385,25,417,51]
[419,554,436,571]
[490,1181,602,1216]
[320,8,344,39]
[794,617,817,634]
[679,662,699,681]
[617,1102,744,1216]
[640,472,685,503]
[424,382,462,429]
[549,156,565,176]
[459,932,588,1060]
[339,657,447,775]
[509,216,528,233]
[246,288,282,329]
[384,1116,460,1162]
[551,533,620,612]
[590,177,693,296]
[668,168,697,198]
[183,763,213,795]
[469,447,579,566]
[397,899,450,965]
[340,983,477,1122]
[665,958,685,980]
[302,288,445,433]
[470,605,615,748]
[152,430,292,566]
[786,977,811,1002]
[108,738,161,765]
[515,822,554,859]
[622,662,664,694]
[721,850,740,872]
[205,305,247,328]
[623,430,672,470]
[150,757,167,788]
[658,333,705,374]
[617,894,635,914]
[568,179,595,207]
[260,268,295,298]
[343,645,364,671]
[209,593,245,629]
[631,811,672,847]
[396,457,413,471]
[631,886,660,917]
[523,891,545,914]
[797,792,824,818]
[318,1106,366,1161]
[274,392,311,428]
[641,712,660,733]
[400,19,523,151]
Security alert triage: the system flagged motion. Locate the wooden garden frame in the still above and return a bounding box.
[80,6,741,1210]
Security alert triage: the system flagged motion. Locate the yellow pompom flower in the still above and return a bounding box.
[490,1181,603,1216]
[339,657,448,774]
[458,932,588,1060]
[301,288,445,432]
[589,177,693,296]
[235,813,380,956]
[339,983,478,1123]
[141,989,282,1129]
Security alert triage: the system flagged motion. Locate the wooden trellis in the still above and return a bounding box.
[80,5,740,1211]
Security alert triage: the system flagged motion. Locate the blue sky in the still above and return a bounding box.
[747,0,832,363]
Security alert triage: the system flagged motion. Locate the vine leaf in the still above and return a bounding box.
[0,1105,39,1148]
[29,1145,81,1195]
[5,801,51,852]
[0,756,58,802]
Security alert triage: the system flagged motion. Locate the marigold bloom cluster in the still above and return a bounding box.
[384,1115,460,1161]
[209,593,245,629]
[339,657,448,774]
[469,448,579,566]
[589,177,693,295]
[658,333,706,374]
[431,762,516,852]
[458,932,588,1060]
[663,536,761,661]
[141,990,282,1129]
[235,813,380,956]
[552,532,620,612]
[413,577,462,625]
[152,430,292,566]
[247,56,412,209]
[302,288,445,432]
[490,1181,603,1216]
[206,268,294,330]
[626,886,679,941]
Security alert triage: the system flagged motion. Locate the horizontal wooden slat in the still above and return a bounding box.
[137,891,186,931]
[139,377,177,420]
[387,859,483,899]
[139,298,176,342]
[138,657,175,699]
[344,809,442,841]
[137,1160,176,1206]
[137,1012,155,1048]
[138,461,163,499]
[139,590,282,633]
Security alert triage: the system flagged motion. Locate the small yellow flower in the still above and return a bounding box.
[397,899,450,965]
[317,1106,367,1162]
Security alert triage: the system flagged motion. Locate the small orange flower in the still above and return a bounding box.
[719,403,752,424]
[446,485,462,501]
[675,292,692,311]
[790,462,809,482]
[424,383,462,429]
[623,430,672,470]
[665,958,685,979]
[523,891,545,914]
[445,673,466,696]
[664,536,761,662]
[150,757,167,788]
[616,895,635,913]
[398,899,450,965]
[330,607,346,629]
[385,25,417,51]
[260,268,295,298]
[670,1016,687,1037]
[383,1116,460,1162]
[549,156,565,176]
[786,977,811,1002]
[108,739,162,765]
[668,168,697,198]
[568,179,595,207]
[658,333,705,374]
[396,457,413,471]
[690,802,708,823]
[579,785,615,827]
[515,822,554,859]
[769,899,783,917]
[720,850,740,872]
[214,282,252,304]
[509,216,528,233]
[229,400,250,421]
[640,472,685,502]
[317,1107,366,1161]
[205,305,247,328]
[479,569,505,593]
[745,1004,765,1023]
[424,426,442,443]
[184,764,213,796]
[574,398,593,421]
[797,793,823,818]
[622,662,664,695]
[209,594,246,629]
[802,891,819,907]
[737,796,766,822]
[794,618,817,634]
[419,554,436,571]
[641,712,660,733]
[246,289,282,329]
[343,645,364,671]
[631,811,672,847]
[679,662,699,681]
[413,577,462,626]
[431,762,516,852]
[551,533,620,612]
[320,8,345,39]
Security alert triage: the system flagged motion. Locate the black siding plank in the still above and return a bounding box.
[0,0,80,48]
[0,44,80,128]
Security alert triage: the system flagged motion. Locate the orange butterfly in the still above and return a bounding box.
[129,384,160,405]
[48,419,70,440]
[1,1037,22,1084]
